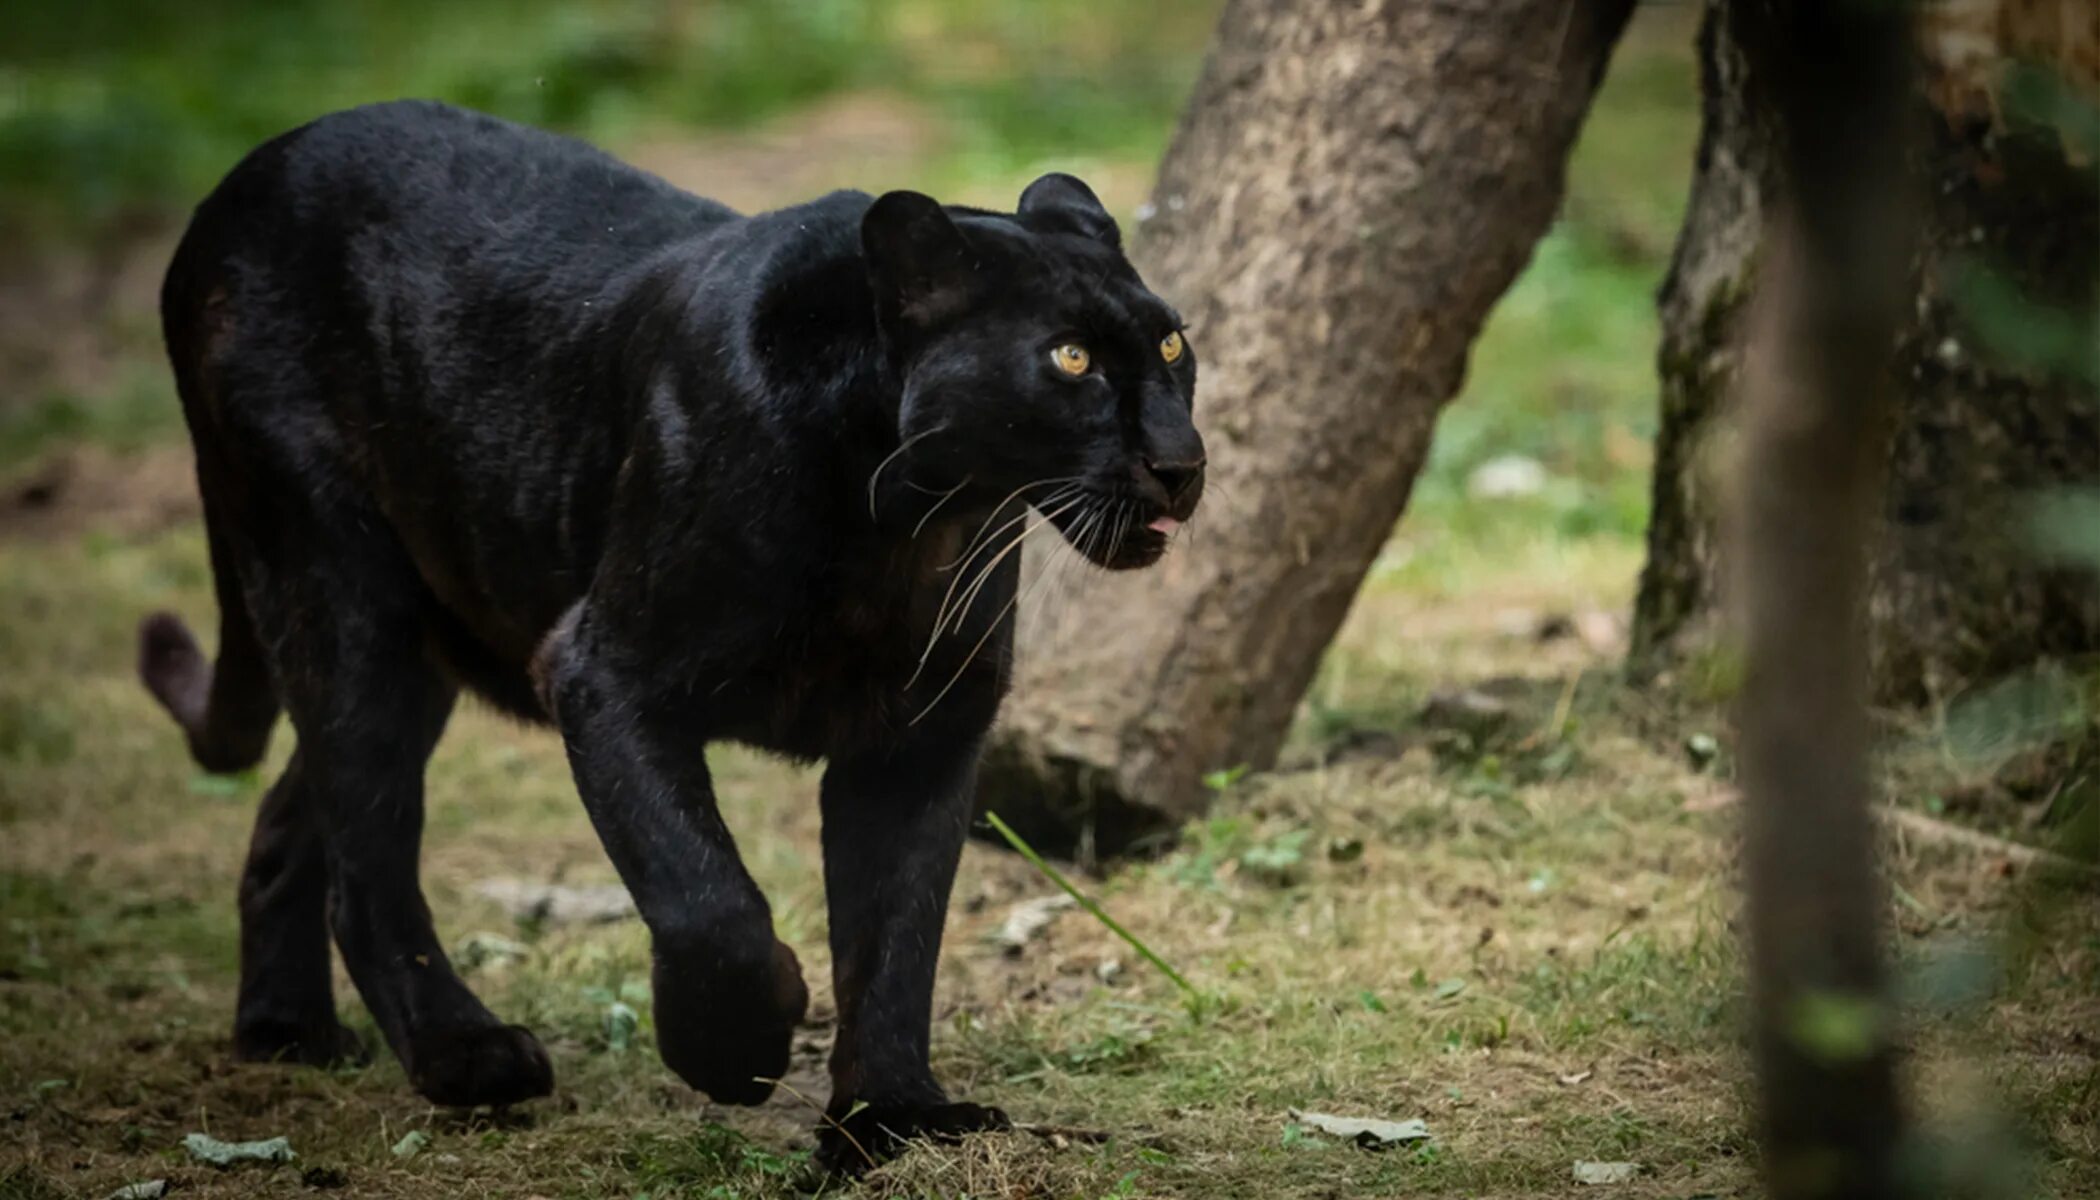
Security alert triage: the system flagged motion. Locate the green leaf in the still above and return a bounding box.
[1238,829,1311,886]
[1948,259,2099,384]
[984,811,1198,999]
[605,1001,639,1052]
[1942,664,2088,769]
[186,770,258,797]
[2025,488,2100,572]
[184,1132,296,1166]
[1787,989,1884,1065]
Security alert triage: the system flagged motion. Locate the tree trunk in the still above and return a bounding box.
[978,0,1635,858]
[1730,1,1912,1193]
[1632,0,2100,705]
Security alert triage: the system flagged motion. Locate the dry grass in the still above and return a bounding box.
[3,512,2093,1200]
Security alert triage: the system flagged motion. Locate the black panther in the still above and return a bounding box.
[135,99,1203,1168]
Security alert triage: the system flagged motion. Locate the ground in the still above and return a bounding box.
[3,7,2097,1199]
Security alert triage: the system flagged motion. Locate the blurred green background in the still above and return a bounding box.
[1,0,1696,571]
[2,0,1214,237]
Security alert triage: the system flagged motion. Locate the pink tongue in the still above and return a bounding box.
[1148,516,1182,535]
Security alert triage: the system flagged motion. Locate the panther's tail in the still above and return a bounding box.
[139,499,281,773]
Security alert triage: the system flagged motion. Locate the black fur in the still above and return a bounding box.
[137,100,1202,1167]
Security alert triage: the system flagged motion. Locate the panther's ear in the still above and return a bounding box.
[862,190,978,327]
[1018,173,1119,248]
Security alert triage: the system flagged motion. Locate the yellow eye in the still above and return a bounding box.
[1051,343,1091,376]
[1160,330,1186,364]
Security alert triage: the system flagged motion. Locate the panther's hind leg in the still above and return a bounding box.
[231,749,367,1067]
[244,515,552,1107]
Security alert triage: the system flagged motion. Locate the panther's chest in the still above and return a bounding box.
[720,528,1012,760]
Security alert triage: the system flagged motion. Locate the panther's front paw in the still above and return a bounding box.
[815,1097,1012,1173]
[654,937,808,1106]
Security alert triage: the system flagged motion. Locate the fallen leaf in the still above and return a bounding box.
[184,1132,295,1166]
[391,1130,430,1159]
[476,879,635,925]
[1433,977,1467,1001]
[1681,786,1740,813]
[605,1001,640,1051]
[1557,1070,1593,1087]
[1684,732,1721,770]
[104,1183,167,1200]
[1573,610,1622,654]
[454,932,531,971]
[1286,1109,1431,1150]
[1573,1160,1641,1185]
[990,895,1075,955]
[1419,689,1513,739]
[1467,454,1547,499]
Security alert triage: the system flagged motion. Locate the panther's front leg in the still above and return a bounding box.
[541,617,809,1106]
[814,726,1010,1171]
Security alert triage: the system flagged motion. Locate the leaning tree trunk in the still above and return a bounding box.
[1632,0,2100,704]
[979,0,1635,858]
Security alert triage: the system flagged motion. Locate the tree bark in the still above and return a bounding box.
[1730,1,1912,1193]
[978,0,1635,858]
[1633,0,2100,704]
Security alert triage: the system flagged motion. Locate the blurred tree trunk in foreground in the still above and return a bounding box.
[979,0,1635,857]
[1731,3,1912,1196]
[1633,0,2100,704]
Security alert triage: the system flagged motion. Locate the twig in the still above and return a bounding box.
[1878,806,2096,875]
[1014,1122,1114,1145]
[984,812,1198,997]
[1014,1122,1171,1151]
[1685,789,2091,874]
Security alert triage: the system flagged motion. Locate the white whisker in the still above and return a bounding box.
[925,484,1075,645]
[946,494,1082,636]
[907,490,1080,691]
[909,476,970,540]
[906,498,1082,722]
[1021,502,1093,631]
[940,479,1079,571]
[866,429,935,520]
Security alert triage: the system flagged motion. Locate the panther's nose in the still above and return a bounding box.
[1144,457,1205,500]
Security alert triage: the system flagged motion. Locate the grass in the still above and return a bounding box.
[4,5,2099,1198]
[5,512,2093,1198]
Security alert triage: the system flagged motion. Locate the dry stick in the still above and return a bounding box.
[983,812,1197,998]
[1877,805,2097,875]
[1694,788,2095,874]
[1014,1122,1171,1151]
[1732,3,1914,1197]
